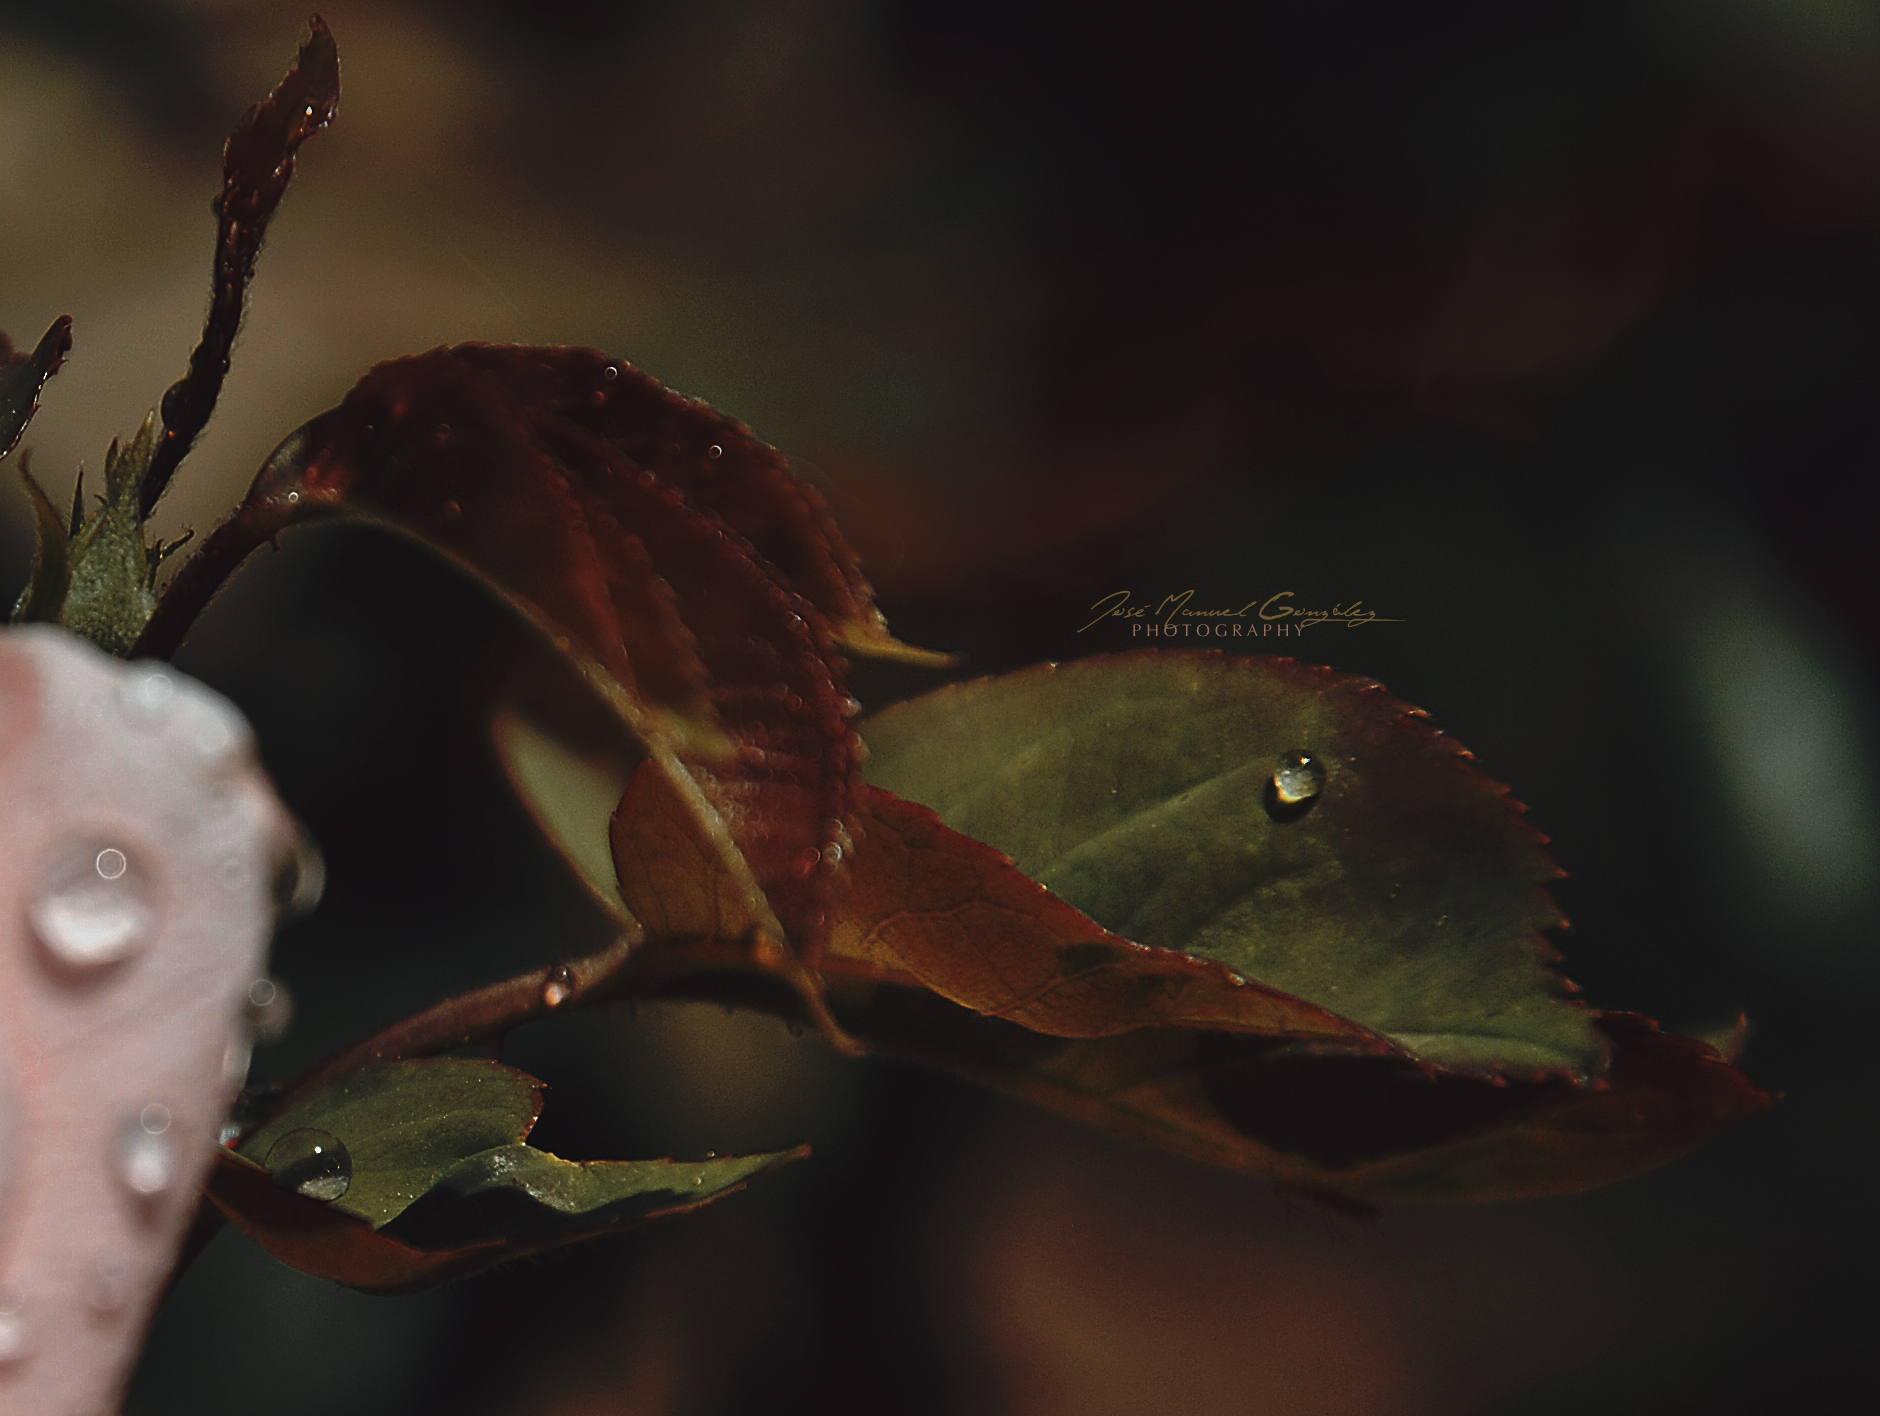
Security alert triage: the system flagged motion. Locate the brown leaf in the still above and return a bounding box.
[240,345,900,1024]
[145,16,339,514]
[826,787,1391,1047]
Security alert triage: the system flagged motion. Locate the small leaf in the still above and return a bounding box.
[211,1058,804,1293]
[62,412,163,655]
[142,16,339,515]
[860,651,1601,1079]
[0,316,73,461]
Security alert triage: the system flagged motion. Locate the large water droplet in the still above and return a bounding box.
[0,1287,26,1363]
[1271,750,1327,807]
[115,1106,178,1197]
[247,976,294,1042]
[117,665,176,729]
[265,1128,351,1201]
[29,839,158,968]
[273,833,326,921]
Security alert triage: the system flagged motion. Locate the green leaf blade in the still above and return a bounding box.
[860,651,1602,1080]
[215,1057,804,1291]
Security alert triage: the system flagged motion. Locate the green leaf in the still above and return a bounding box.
[213,1057,804,1292]
[237,1057,542,1229]
[381,1145,794,1251]
[859,651,1602,1080]
[493,707,636,918]
[61,411,163,655]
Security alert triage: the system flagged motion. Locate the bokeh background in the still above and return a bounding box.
[3,1,1878,1411]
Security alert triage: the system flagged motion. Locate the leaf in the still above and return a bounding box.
[235,345,924,1037]
[210,1058,804,1293]
[142,15,339,515]
[0,316,73,461]
[825,787,1392,1049]
[826,979,1771,1205]
[60,412,164,655]
[858,651,1602,1079]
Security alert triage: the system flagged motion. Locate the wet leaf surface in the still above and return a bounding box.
[859,651,1602,1079]
[231,344,924,1028]
[210,1058,803,1292]
[143,16,339,514]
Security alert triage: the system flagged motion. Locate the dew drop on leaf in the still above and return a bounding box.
[1271,749,1327,807]
[29,839,158,968]
[114,1105,178,1197]
[264,1128,352,1201]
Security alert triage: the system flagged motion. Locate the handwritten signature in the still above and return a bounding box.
[1078,589,1404,635]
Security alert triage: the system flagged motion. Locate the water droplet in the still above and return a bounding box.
[636,469,657,489]
[86,1259,129,1314]
[435,423,452,441]
[265,1128,351,1201]
[692,1174,704,1186]
[274,833,325,920]
[115,1106,178,1197]
[117,666,175,728]
[602,364,619,380]
[791,847,822,880]
[821,840,843,866]
[541,963,574,1009]
[1271,750,1326,807]
[441,499,463,520]
[706,444,723,459]
[29,838,157,967]
[247,976,294,1042]
[219,855,252,892]
[0,1287,26,1363]
[589,390,607,407]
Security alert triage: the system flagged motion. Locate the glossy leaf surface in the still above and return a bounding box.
[233,344,928,1026]
[0,316,72,461]
[210,1058,802,1293]
[859,652,1602,1079]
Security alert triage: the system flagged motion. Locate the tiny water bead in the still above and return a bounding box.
[114,1106,178,1198]
[247,976,294,1042]
[1272,750,1327,806]
[706,444,723,459]
[29,838,158,968]
[0,1287,26,1363]
[541,964,574,1009]
[265,1128,352,1201]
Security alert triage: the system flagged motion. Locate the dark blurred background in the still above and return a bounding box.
[3,1,1877,1411]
